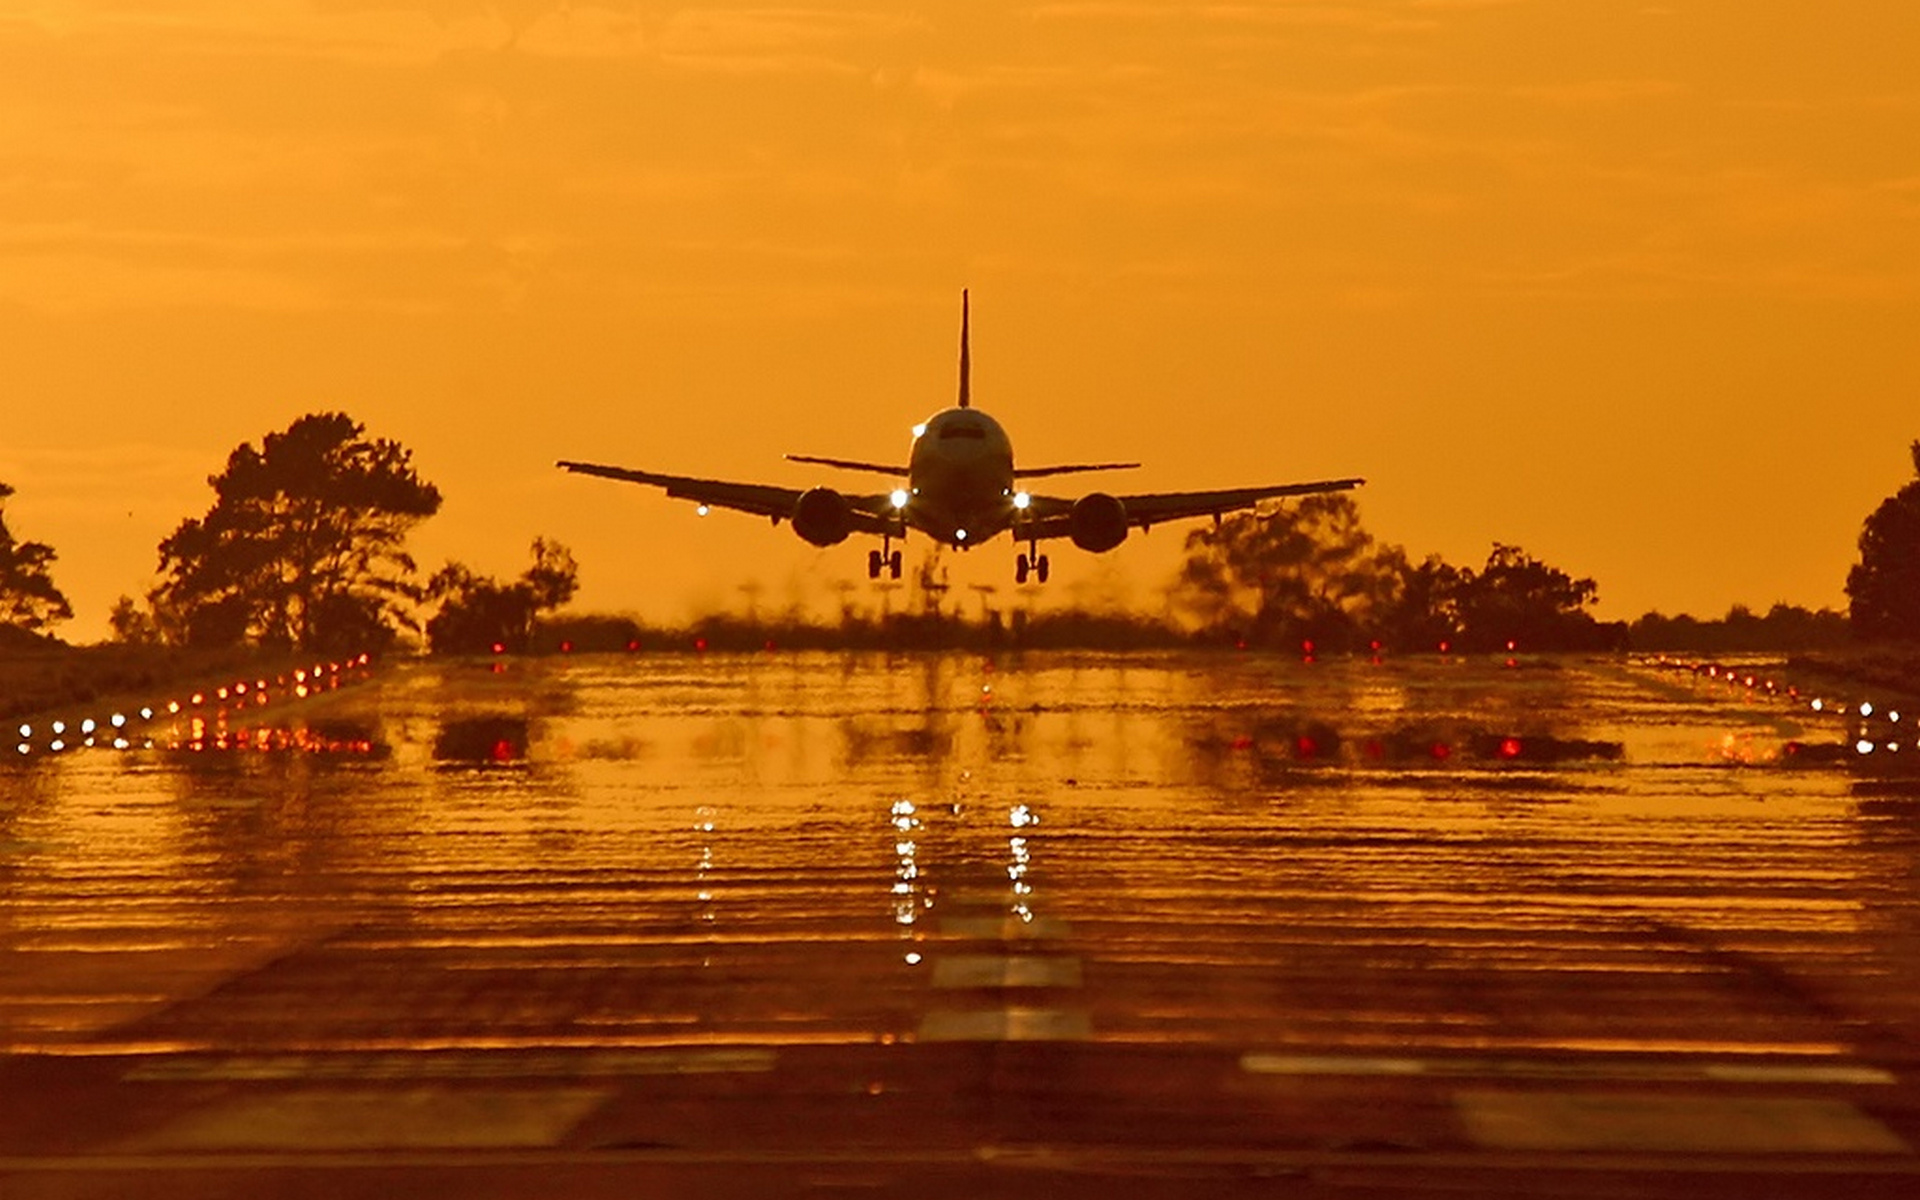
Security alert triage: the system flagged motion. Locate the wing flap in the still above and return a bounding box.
[1018,476,1364,540]
[558,460,900,534]
[558,460,802,520]
[1117,477,1365,526]
[1014,461,1142,479]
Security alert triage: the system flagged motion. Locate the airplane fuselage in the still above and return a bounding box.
[904,406,1020,548]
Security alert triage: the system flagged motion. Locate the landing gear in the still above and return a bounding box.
[1016,551,1049,585]
[868,542,903,580]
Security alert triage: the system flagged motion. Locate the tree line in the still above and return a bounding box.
[1,414,1916,655]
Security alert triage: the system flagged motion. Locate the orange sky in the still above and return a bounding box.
[4,1,1917,639]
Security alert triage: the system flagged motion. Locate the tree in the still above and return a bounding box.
[1174,493,1409,650]
[1846,440,1920,642]
[107,594,162,646]
[0,482,74,636]
[1453,543,1605,651]
[151,413,442,651]
[426,538,580,654]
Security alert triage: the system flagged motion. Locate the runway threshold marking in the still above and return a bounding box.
[1455,1091,1912,1155]
[119,1086,614,1152]
[1240,1053,1896,1085]
[124,1048,778,1083]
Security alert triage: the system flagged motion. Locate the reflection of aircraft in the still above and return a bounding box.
[559,293,1364,582]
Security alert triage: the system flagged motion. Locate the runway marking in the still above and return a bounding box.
[939,916,1072,940]
[1241,1053,1897,1085]
[124,1048,776,1083]
[917,1008,1092,1042]
[119,1086,613,1152]
[932,955,1082,990]
[1455,1091,1912,1155]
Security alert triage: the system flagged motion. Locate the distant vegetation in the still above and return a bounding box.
[2,414,1916,673]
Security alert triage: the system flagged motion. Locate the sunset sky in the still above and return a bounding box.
[4,1,1917,639]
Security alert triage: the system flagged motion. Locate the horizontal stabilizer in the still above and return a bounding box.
[785,454,908,476]
[1014,462,1142,479]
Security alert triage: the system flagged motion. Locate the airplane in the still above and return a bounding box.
[558,293,1364,584]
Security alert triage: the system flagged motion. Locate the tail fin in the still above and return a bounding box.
[958,289,971,409]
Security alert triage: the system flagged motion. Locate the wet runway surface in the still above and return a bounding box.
[4,650,1920,1196]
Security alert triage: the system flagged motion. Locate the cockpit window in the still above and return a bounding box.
[939,425,987,440]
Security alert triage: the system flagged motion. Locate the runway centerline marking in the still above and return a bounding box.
[932,955,1082,990]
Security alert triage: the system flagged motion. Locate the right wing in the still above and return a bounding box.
[557,460,898,533]
[1106,476,1365,527]
[1020,476,1365,537]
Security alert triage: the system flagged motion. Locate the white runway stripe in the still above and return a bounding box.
[1241,1053,1896,1085]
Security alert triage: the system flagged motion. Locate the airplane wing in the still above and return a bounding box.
[1014,462,1142,479]
[557,460,899,533]
[1021,476,1365,538]
[784,454,906,475]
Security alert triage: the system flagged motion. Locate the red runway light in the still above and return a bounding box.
[1498,737,1523,759]
[1431,742,1453,760]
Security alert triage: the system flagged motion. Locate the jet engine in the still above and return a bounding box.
[1069,492,1130,553]
[791,487,854,547]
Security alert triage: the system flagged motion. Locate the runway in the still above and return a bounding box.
[3,650,1918,1196]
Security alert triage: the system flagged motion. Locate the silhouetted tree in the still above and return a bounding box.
[0,482,73,636]
[1454,543,1603,651]
[426,538,579,654]
[1846,440,1920,642]
[1377,553,1471,650]
[151,413,441,651]
[1175,494,1409,650]
[1630,603,1849,651]
[106,595,163,646]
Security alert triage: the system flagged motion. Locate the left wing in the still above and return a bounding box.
[557,460,898,533]
[1021,476,1364,537]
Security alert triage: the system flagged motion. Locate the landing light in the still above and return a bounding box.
[956,528,968,541]
[696,504,710,517]
[890,489,909,509]
[912,423,927,438]
[1013,492,1031,510]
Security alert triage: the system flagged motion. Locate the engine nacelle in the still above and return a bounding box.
[1069,492,1130,553]
[791,487,854,547]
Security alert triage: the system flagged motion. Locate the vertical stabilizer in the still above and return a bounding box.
[958,289,971,408]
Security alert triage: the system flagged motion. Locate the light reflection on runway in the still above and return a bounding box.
[3,651,1920,1172]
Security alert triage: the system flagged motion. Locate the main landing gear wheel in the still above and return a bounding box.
[869,548,904,580]
[1016,553,1050,584]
